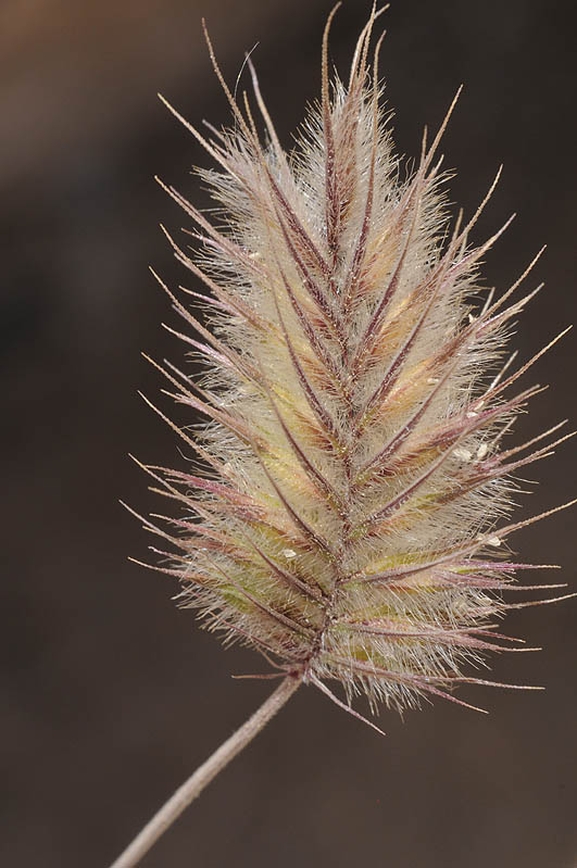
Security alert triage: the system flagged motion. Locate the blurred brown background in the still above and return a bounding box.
[2,1,576,866]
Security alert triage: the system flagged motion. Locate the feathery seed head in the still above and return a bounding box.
[140,6,574,722]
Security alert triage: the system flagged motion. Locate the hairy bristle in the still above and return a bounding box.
[138,8,573,719]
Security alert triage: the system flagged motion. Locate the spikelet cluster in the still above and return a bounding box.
[138,8,573,721]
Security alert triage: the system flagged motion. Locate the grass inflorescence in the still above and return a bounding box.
[134,4,575,727]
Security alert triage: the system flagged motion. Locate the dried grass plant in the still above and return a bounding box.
[110,5,574,867]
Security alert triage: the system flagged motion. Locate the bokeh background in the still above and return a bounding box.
[2,1,576,866]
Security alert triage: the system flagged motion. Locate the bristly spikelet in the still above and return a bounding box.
[139,6,575,722]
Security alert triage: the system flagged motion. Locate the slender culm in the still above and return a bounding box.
[112,6,574,866]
